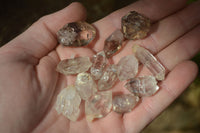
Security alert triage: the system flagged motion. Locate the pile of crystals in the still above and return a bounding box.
[55,11,165,122]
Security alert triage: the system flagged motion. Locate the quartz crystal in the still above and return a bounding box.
[121,11,151,40]
[75,72,97,100]
[55,85,81,121]
[85,91,112,122]
[57,21,96,47]
[56,57,92,75]
[90,51,107,80]
[98,65,118,91]
[117,55,139,81]
[113,94,139,113]
[104,29,124,58]
[133,45,165,80]
[125,76,159,97]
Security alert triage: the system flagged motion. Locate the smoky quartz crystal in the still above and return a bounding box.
[122,11,151,40]
[57,21,96,47]
[104,29,124,58]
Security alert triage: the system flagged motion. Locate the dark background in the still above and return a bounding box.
[0,0,200,132]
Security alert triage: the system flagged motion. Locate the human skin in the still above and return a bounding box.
[0,0,199,133]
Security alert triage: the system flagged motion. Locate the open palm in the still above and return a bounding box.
[0,0,200,133]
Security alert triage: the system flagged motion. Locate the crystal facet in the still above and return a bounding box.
[90,51,107,80]
[85,91,112,122]
[57,21,96,47]
[133,45,165,80]
[56,57,92,75]
[104,29,124,58]
[98,65,118,91]
[113,94,139,113]
[55,85,81,121]
[117,55,139,81]
[75,72,97,100]
[122,11,151,40]
[125,76,159,97]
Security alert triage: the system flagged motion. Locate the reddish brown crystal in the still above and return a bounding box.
[104,29,124,58]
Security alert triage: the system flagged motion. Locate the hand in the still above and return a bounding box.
[0,0,199,133]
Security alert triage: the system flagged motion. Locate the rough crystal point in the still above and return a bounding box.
[90,51,107,80]
[57,21,96,47]
[75,72,97,100]
[104,29,124,58]
[56,57,92,75]
[117,55,139,81]
[125,76,159,97]
[122,11,151,40]
[132,45,165,80]
[55,85,81,121]
[85,91,112,122]
[98,65,118,91]
[113,94,139,113]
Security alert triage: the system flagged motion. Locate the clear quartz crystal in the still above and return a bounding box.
[98,65,118,91]
[55,85,81,121]
[104,29,124,58]
[113,94,139,113]
[90,51,107,80]
[133,45,165,80]
[57,21,96,47]
[75,72,97,100]
[121,11,151,40]
[125,76,159,97]
[117,55,139,81]
[56,57,92,75]
[85,91,112,122]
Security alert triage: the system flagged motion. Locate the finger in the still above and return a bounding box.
[141,0,200,54]
[3,2,86,60]
[123,61,198,133]
[157,24,200,71]
[92,0,188,51]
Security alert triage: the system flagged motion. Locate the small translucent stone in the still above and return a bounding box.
[75,72,97,100]
[55,85,81,121]
[125,76,159,97]
[98,65,118,91]
[56,57,92,75]
[90,51,107,80]
[57,21,96,47]
[122,11,151,40]
[85,91,112,122]
[117,55,139,81]
[133,45,165,80]
[104,29,124,58]
[113,94,139,113]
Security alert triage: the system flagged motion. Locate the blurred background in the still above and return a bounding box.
[0,0,199,132]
